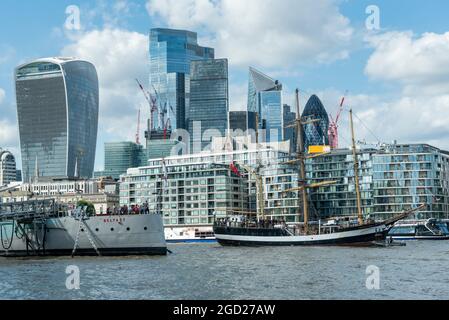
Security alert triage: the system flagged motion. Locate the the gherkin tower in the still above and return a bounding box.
[302,95,329,152]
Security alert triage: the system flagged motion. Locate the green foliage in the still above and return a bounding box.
[77,200,96,216]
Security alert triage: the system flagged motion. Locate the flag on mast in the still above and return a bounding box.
[230,162,242,177]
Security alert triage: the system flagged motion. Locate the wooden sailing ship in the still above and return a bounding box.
[213,89,425,246]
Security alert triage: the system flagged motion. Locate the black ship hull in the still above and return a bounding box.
[213,223,390,247]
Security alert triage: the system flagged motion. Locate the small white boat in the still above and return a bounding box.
[165,226,216,243]
[388,219,449,240]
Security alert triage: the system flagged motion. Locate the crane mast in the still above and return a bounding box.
[136,79,158,131]
[329,93,347,149]
[135,109,141,145]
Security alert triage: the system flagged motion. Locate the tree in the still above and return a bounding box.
[77,200,96,216]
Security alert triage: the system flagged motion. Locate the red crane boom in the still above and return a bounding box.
[328,92,347,149]
[136,79,158,131]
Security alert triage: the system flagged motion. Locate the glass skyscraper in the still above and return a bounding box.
[0,150,16,186]
[15,58,99,182]
[247,67,283,142]
[149,28,214,131]
[302,95,330,152]
[188,59,229,153]
[229,111,257,134]
[103,142,146,180]
[283,104,297,154]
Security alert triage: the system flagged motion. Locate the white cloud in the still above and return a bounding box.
[0,118,19,148]
[353,94,449,150]
[335,30,449,151]
[61,28,149,143]
[61,28,150,170]
[365,31,449,95]
[229,82,247,111]
[311,88,449,152]
[146,0,353,68]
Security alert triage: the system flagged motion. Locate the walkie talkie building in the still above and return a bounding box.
[15,57,99,182]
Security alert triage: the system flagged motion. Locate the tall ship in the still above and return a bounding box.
[214,89,425,246]
[0,200,167,257]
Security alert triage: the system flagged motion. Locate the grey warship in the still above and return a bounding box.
[0,199,167,257]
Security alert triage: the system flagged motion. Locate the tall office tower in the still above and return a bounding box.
[0,149,17,186]
[188,59,229,153]
[149,28,214,131]
[103,142,146,180]
[146,130,180,160]
[15,58,99,182]
[302,94,330,152]
[283,104,297,154]
[229,111,258,134]
[247,67,283,142]
[16,170,22,183]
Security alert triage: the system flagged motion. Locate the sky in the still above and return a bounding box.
[1,0,449,171]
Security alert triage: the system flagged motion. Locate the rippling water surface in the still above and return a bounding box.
[1,241,448,300]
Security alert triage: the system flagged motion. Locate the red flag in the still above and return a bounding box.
[230,163,241,177]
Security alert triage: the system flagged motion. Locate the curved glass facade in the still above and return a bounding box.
[302,95,329,152]
[0,150,16,186]
[15,58,99,181]
[64,61,99,178]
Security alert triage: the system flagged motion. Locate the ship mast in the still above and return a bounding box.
[295,89,309,234]
[349,109,364,225]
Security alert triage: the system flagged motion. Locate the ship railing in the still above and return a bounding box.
[0,199,68,222]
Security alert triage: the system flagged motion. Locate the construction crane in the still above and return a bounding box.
[136,79,158,131]
[159,102,174,131]
[163,118,172,140]
[328,91,347,149]
[150,85,165,129]
[135,109,141,145]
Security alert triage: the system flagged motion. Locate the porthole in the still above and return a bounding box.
[127,227,130,231]
[95,228,99,232]
[111,228,114,232]
[81,229,84,232]
[144,227,148,231]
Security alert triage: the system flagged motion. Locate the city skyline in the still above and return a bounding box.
[1,0,449,172]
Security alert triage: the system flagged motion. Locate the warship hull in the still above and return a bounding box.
[0,214,167,257]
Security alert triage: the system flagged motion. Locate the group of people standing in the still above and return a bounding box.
[215,216,287,229]
[103,203,152,216]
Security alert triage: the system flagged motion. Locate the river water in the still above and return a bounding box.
[0,241,448,300]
